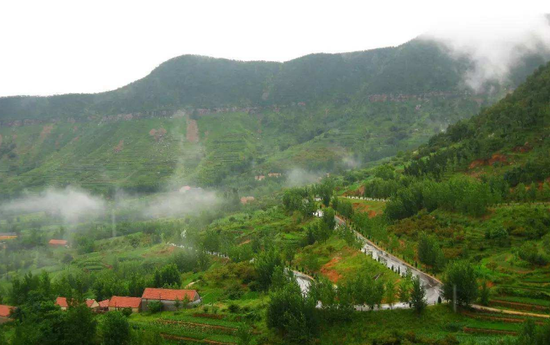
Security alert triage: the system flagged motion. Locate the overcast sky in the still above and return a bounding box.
[1,0,550,97]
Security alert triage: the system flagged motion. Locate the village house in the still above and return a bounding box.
[0,304,14,324]
[0,232,18,241]
[108,296,142,313]
[49,239,68,247]
[98,299,110,312]
[141,288,200,311]
[56,297,99,311]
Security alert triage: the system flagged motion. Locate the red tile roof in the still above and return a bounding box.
[108,296,142,309]
[0,304,14,318]
[49,239,68,246]
[86,299,97,308]
[56,297,96,308]
[98,299,110,308]
[142,288,198,301]
[56,297,69,308]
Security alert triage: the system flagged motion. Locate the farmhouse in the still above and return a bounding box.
[0,232,17,241]
[108,296,142,313]
[0,304,14,324]
[49,239,68,247]
[56,297,99,311]
[98,299,110,312]
[141,288,200,311]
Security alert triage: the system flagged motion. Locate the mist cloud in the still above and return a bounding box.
[422,15,550,92]
[144,188,220,218]
[285,168,324,187]
[2,187,106,222]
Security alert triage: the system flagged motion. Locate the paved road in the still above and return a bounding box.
[335,215,442,305]
[294,213,443,310]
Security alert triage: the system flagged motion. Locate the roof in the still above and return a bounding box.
[98,299,110,308]
[56,297,69,308]
[142,288,198,301]
[109,296,142,309]
[0,305,14,318]
[49,239,68,246]
[56,297,97,308]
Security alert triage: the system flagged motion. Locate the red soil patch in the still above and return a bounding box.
[113,140,124,153]
[463,327,517,335]
[469,153,508,169]
[351,203,378,218]
[40,125,54,140]
[186,117,199,143]
[149,128,167,141]
[320,256,343,283]
[513,142,532,153]
[490,299,550,312]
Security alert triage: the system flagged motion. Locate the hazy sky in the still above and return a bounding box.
[1,0,549,97]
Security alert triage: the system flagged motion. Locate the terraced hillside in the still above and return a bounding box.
[1,38,549,196]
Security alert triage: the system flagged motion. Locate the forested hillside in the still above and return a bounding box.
[0,38,548,197]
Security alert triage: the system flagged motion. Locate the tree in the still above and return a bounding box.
[410,277,427,314]
[64,303,97,345]
[417,233,445,273]
[442,261,479,307]
[385,280,397,309]
[254,249,283,291]
[398,279,412,304]
[479,280,491,306]
[321,207,336,230]
[102,311,131,345]
[266,281,319,344]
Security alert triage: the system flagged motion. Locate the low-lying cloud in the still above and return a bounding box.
[285,168,324,187]
[144,188,220,218]
[422,15,550,92]
[2,187,106,222]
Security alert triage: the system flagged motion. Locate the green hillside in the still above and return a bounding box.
[0,39,548,197]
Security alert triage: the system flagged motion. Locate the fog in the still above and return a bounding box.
[285,168,325,187]
[143,189,220,218]
[1,187,106,223]
[422,15,550,91]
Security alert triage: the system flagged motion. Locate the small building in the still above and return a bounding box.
[0,232,17,241]
[240,196,255,205]
[56,297,99,311]
[0,304,14,324]
[141,288,200,311]
[98,299,110,312]
[49,239,68,247]
[108,296,142,313]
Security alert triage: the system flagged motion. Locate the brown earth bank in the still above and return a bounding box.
[160,333,234,345]
[463,327,518,335]
[490,299,550,312]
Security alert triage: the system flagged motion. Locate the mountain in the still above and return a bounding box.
[0,38,548,197]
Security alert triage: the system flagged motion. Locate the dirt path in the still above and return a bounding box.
[471,304,550,319]
[156,319,237,333]
[187,117,199,143]
[161,333,235,345]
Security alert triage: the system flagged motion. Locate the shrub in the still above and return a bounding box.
[147,301,163,314]
[121,307,132,317]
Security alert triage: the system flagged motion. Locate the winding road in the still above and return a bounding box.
[294,213,443,311]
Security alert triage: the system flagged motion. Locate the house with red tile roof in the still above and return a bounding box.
[49,239,68,247]
[56,297,99,311]
[98,299,110,311]
[108,296,142,313]
[0,304,14,323]
[141,288,200,311]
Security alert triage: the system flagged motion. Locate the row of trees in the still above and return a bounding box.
[385,176,502,220]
